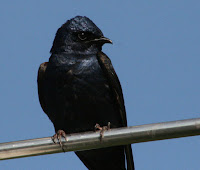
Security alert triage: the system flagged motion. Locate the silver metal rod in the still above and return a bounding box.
[1,118,200,160]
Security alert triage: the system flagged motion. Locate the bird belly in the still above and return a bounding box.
[61,74,119,134]
[44,58,122,134]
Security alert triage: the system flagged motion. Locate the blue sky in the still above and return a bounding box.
[1,1,200,169]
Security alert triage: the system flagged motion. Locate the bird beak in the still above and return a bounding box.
[91,36,113,44]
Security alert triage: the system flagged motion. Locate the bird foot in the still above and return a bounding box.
[95,122,111,140]
[52,130,68,152]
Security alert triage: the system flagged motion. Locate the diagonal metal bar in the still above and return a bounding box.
[1,118,200,160]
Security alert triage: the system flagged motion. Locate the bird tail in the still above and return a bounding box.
[125,144,135,170]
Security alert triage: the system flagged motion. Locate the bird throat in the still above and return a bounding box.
[52,42,102,56]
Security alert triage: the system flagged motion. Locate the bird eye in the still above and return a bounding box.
[78,32,87,41]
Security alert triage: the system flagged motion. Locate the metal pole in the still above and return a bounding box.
[1,118,200,160]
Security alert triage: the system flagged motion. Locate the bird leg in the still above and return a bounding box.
[95,122,111,140]
[52,130,68,152]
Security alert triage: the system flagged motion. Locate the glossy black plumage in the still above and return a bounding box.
[37,16,134,170]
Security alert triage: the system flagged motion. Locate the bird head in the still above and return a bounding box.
[50,16,112,54]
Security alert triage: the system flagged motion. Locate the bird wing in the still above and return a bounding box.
[97,51,135,170]
[37,62,48,114]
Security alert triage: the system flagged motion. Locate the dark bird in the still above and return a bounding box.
[37,16,134,170]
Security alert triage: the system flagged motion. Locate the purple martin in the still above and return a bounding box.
[37,16,134,170]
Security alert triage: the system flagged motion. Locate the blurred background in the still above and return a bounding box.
[1,1,200,169]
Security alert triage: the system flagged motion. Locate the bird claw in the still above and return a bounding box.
[52,130,68,152]
[95,122,111,140]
